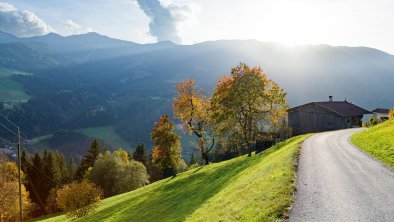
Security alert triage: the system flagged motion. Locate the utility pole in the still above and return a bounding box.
[17,127,23,222]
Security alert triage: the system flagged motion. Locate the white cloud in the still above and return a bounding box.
[63,19,92,35]
[135,0,197,43]
[0,2,55,37]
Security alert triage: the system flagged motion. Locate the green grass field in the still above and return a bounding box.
[75,126,131,150]
[35,134,309,222]
[0,67,31,102]
[351,119,394,167]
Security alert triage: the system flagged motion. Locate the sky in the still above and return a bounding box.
[1,0,394,54]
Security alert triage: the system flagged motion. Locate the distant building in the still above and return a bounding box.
[287,96,371,135]
[371,108,390,121]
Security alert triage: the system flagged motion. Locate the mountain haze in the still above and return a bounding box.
[0,32,393,158]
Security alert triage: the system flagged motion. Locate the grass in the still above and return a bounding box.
[35,134,310,222]
[0,67,31,102]
[75,126,131,150]
[351,119,394,167]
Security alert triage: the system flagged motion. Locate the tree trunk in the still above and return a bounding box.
[202,153,209,165]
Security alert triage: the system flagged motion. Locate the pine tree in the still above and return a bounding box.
[21,149,29,174]
[189,152,197,165]
[75,139,101,180]
[133,143,148,166]
[68,157,77,182]
[28,153,45,209]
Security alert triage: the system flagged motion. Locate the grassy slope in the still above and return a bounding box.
[75,126,131,150]
[351,119,394,167]
[37,135,309,222]
[0,67,31,102]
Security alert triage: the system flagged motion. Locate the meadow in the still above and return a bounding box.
[35,135,310,222]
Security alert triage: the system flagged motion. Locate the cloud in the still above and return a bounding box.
[63,19,93,35]
[0,2,55,37]
[135,0,195,43]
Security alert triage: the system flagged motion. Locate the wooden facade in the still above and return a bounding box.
[288,101,370,135]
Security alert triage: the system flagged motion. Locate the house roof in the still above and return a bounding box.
[371,108,390,114]
[288,101,372,117]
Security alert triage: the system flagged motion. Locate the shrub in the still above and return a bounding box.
[369,115,379,126]
[56,180,103,218]
[389,109,394,119]
[87,150,149,197]
[45,187,61,214]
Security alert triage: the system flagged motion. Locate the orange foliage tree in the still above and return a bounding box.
[151,115,182,177]
[211,63,287,156]
[173,80,214,165]
[389,108,394,119]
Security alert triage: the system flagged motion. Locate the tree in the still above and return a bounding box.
[151,115,182,177]
[76,139,101,180]
[173,80,214,165]
[26,153,46,210]
[0,160,32,221]
[370,115,378,126]
[389,108,394,119]
[189,152,197,165]
[133,143,148,166]
[87,150,149,197]
[68,157,77,182]
[211,63,287,156]
[56,180,103,218]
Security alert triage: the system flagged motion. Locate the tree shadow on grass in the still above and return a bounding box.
[77,137,302,222]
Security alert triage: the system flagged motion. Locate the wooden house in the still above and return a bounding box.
[371,108,390,121]
[287,96,371,135]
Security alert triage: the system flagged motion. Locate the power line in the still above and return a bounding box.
[0,122,18,137]
[0,135,11,143]
[0,112,29,142]
[0,112,19,129]
[29,162,58,185]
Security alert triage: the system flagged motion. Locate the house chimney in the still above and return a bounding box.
[329,95,333,102]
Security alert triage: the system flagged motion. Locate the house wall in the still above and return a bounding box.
[374,112,389,121]
[288,104,361,135]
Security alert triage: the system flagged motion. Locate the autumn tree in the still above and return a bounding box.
[173,80,214,165]
[87,150,149,197]
[151,115,182,177]
[389,108,394,119]
[56,180,102,218]
[76,139,101,180]
[211,63,287,156]
[0,160,32,221]
[133,143,148,166]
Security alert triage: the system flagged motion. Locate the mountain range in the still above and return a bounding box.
[0,31,393,159]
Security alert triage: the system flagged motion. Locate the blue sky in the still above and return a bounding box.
[1,0,394,54]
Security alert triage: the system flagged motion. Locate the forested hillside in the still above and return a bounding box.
[0,31,393,158]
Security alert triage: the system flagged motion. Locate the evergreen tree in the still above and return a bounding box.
[75,139,101,180]
[133,143,148,166]
[27,153,45,209]
[189,152,197,165]
[21,149,29,174]
[68,157,77,182]
[54,152,70,184]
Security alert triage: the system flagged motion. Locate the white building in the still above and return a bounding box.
[372,108,390,121]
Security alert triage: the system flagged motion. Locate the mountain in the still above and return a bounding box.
[0,31,393,158]
[0,31,19,43]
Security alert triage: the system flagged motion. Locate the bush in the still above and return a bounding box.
[45,187,61,214]
[369,115,379,126]
[56,180,103,218]
[87,150,149,197]
[389,109,394,119]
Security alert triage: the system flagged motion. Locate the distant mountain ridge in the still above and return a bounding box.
[0,30,392,157]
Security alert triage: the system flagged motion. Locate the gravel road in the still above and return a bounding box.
[288,128,394,222]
